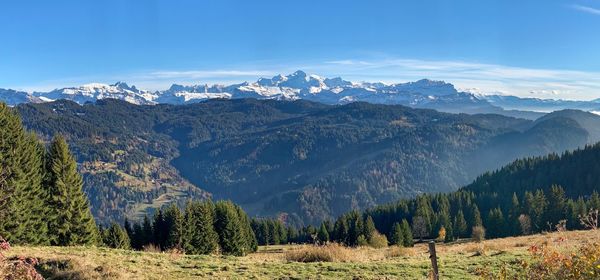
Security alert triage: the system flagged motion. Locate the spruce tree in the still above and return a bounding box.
[153,209,167,249]
[317,223,329,243]
[47,135,98,246]
[164,204,184,250]
[472,204,483,228]
[333,218,349,244]
[508,193,521,235]
[102,222,131,249]
[588,191,600,211]
[268,220,280,245]
[214,201,246,256]
[0,104,49,245]
[546,185,567,227]
[234,204,258,253]
[141,215,154,246]
[486,208,505,238]
[286,226,298,243]
[6,133,49,244]
[400,219,413,247]
[453,210,467,239]
[363,216,376,241]
[183,201,218,254]
[389,222,404,246]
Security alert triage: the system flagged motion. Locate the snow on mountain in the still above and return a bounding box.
[32,82,156,105]
[0,88,43,106]
[5,70,596,118]
[156,84,232,104]
[0,71,498,115]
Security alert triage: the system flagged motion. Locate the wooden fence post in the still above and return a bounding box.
[428,241,439,280]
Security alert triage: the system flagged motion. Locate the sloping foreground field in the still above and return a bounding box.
[7,230,600,279]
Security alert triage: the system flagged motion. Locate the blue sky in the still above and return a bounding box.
[1,0,600,100]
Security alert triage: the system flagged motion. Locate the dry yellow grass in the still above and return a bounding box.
[4,230,600,279]
[284,243,354,262]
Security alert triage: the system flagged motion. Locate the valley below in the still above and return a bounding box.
[16,99,600,225]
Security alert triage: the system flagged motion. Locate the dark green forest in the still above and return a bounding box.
[250,144,600,248]
[16,99,600,225]
[120,143,600,251]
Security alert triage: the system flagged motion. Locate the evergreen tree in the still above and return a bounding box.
[6,134,49,244]
[141,215,154,246]
[471,204,483,228]
[546,185,567,228]
[347,212,364,246]
[508,193,521,235]
[526,190,548,232]
[0,105,49,245]
[268,220,280,245]
[47,135,98,246]
[214,201,247,256]
[164,204,184,250]
[333,218,349,244]
[183,201,219,255]
[102,222,131,249]
[130,223,143,249]
[286,226,298,243]
[317,223,329,243]
[400,219,413,247]
[153,209,167,249]
[444,220,454,243]
[363,216,376,241]
[453,210,467,239]
[588,191,600,211]
[277,221,288,244]
[389,222,404,246]
[486,208,505,238]
[234,204,258,253]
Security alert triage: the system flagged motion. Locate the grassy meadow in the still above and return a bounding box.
[6,230,599,279]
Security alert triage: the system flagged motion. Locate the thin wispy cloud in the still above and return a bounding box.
[11,58,600,101]
[570,4,600,15]
[319,58,600,100]
[147,70,275,80]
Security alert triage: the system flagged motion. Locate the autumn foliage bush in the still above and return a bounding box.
[522,241,600,279]
[477,235,600,279]
[0,236,44,280]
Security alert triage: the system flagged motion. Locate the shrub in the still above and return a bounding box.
[285,243,353,263]
[477,241,600,279]
[0,236,44,280]
[437,226,446,242]
[142,244,161,253]
[368,232,388,248]
[356,235,369,247]
[472,226,486,242]
[385,246,412,258]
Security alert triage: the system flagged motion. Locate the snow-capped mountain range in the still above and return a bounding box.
[2,70,600,119]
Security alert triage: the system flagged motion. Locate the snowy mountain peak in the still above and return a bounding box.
[290,70,308,78]
[112,81,137,91]
[0,71,529,117]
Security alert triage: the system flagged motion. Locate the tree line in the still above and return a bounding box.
[102,200,257,256]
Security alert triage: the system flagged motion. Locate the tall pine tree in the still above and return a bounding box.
[47,135,98,246]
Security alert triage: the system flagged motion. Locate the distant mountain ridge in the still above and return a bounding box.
[5,70,599,119]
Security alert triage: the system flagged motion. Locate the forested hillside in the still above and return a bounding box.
[283,144,600,249]
[16,99,600,225]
